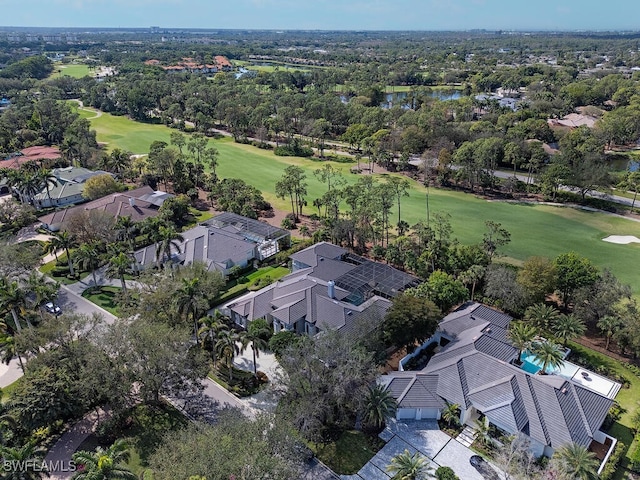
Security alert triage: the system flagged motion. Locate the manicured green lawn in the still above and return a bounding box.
[81,286,121,315]
[39,257,91,285]
[1,377,23,404]
[86,111,640,293]
[50,63,92,79]
[213,265,290,306]
[309,430,385,474]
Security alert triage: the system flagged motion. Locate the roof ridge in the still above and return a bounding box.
[526,375,551,445]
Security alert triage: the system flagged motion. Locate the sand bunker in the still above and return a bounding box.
[602,235,640,244]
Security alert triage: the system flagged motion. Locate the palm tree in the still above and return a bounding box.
[114,215,139,254]
[154,225,184,269]
[140,216,163,246]
[458,264,485,301]
[48,230,78,276]
[37,168,58,209]
[553,443,599,480]
[105,252,131,297]
[362,384,397,430]
[175,277,205,338]
[26,272,59,322]
[0,332,25,372]
[386,449,434,480]
[597,315,623,351]
[0,441,48,480]
[507,321,537,361]
[72,439,137,480]
[74,242,102,286]
[242,320,272,377]
[198,313,229,368]
[473,418,494,449]
[531,341,565,374]
[215,328,241,381]
[524,303,561,331]
[440,403,460,428]
[553,313,586,346]
[0,276,28,332]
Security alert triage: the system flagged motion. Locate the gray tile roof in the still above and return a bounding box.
[229,242,401,336]
[134,224,256,272]
[289,241,347,268]
[390,303,616,450]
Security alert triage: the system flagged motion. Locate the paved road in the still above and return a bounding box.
[410,158,637,208]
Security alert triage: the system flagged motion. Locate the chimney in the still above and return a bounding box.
[129,197,135,207]
[327,280,335,299]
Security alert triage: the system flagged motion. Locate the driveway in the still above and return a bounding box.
[345,420,504,480]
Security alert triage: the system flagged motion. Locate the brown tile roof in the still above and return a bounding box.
[39,185,164,228]
[0,146,61,169]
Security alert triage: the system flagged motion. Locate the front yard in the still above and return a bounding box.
[81,286,123,315]
[309,430,385,475]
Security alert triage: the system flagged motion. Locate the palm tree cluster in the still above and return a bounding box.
[507,303,588,374]
[4,162,59,210]
[0,272,59,371]
[197,313,272,381]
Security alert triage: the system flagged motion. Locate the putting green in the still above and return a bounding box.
[85,111,640,293]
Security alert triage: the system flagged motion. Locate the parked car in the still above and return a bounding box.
[44,302,61,316]
[470,455,500,480]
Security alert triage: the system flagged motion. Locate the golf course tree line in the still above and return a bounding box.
[4,31,640,216]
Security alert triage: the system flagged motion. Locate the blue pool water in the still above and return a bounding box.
[520,352,555,375]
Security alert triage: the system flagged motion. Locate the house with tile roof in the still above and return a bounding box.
[32,166,114,209]
[39,185,172,231]
[224,241,420,335]
[381,302,620,464]
[133,212,290,276]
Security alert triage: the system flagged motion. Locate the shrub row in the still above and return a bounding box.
[600,441,625,480]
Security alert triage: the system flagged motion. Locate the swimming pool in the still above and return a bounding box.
[520,352,554,375]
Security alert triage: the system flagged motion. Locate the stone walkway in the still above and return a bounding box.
[345,420,504,480]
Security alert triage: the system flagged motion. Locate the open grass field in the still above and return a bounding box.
[50,63,92,79]
[85,111,640,293]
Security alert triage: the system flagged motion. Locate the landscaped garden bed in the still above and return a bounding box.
[208,365,269,397]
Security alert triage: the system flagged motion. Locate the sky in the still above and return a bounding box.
[2,0,639,31]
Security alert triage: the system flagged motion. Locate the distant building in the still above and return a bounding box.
[0,146,61,170]
[32,167,114,209]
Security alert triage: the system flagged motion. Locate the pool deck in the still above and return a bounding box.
[520,353,619,399]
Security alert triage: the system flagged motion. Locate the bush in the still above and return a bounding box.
[600,441,625,480]
[281,217,295,230]
[268,330,300,357]
[630,437,640,472]
[435,466,459,480]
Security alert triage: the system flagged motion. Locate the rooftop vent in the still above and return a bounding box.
[561,387,568,394]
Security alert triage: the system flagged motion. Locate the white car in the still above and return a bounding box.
[44,302,61,316]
